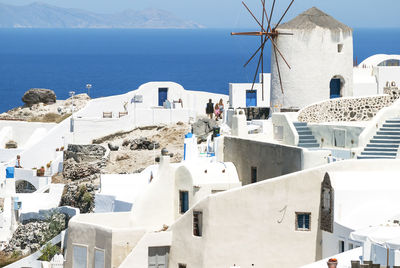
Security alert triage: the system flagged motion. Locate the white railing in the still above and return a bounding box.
[271,113,299,146]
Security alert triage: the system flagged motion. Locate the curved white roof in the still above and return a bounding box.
[359,54,400,67]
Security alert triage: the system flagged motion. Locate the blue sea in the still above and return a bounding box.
[0,28,399,112]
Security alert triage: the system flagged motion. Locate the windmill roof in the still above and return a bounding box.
[278,7,352,32]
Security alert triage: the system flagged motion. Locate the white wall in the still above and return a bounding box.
[353,67,378,96]
[16,183,65,213]
[229,74,271,108]
[375,67,400,94]
[76,82,228,119]
[0,121,55,149]
[168,159,400,268]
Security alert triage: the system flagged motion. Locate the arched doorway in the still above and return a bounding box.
[330,76,345,99]
[16,180,37,193]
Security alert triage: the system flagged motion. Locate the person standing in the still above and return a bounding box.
[218,99,224,120]
[214,103,220,121]
[15,155,22,168]
[206,99,214,119]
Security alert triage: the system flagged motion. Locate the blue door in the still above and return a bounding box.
[246,90,257,107]
[158,88,168,106]
[330,79,341,99]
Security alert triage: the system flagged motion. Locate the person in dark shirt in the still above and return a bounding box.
[206,99,214,119]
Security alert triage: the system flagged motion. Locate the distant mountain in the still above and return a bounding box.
[0,2,204,29]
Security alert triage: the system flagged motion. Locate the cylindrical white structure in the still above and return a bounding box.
[271,7,354,110]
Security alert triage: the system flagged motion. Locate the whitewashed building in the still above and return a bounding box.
[270,7,354,110]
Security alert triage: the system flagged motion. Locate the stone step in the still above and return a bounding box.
[361,151,397,156]
[299,139,318,144]
[366,143,399,148]
[357,156,395,160]
[386,119,400,124]
[293,122,307,127]
[299,135,315,140]
[370,139,400,144]
[364,147,398,152]
[373,135,400,140]
[299,143,320,148]
[377,131,400,135]
[298,130,312,136]
[383,124,400,128]
[379,127,400,132]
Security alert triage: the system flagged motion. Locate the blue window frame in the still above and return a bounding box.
[246,90,257,107]
[179,191,189,214]
[296,213,311,231]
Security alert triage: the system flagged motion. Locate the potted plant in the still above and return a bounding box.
[37,166,45,177]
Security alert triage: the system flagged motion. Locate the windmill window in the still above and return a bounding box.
[179,191,189,214]
[322,187,331,211]
[251,166,257,184]
[339,240,345,253]
[193,211,203,237]
[337,44,344,53]
[296,212,311,231]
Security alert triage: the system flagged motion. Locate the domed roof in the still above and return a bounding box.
[278,7,352,33]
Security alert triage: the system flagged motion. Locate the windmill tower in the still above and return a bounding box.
[271,7,354,110]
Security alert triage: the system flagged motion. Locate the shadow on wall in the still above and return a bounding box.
[223,136,303,185]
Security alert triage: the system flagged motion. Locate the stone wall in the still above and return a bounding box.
[298,88,400,123]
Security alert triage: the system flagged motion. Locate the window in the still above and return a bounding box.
[322,187,331,211]
[378,59,400,67]
[73,245,88,268]
[339,240,345,253]
[337,44,344,53]
[94,249,105,268]
[178,264,187,268]
[251,167,257,184]
[348,243,354,250]
[296,213,311,231]
[193,211,203,237]
[148,246,170,268]
[179,191,189,214]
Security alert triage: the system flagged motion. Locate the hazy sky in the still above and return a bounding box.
[1,0,399,28]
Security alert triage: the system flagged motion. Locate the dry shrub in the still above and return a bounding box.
[28,113,71,123]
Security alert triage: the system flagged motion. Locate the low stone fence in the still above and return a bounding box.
[298,88,400,123]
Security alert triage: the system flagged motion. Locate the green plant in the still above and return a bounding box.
[39,242,61,262]
[10,251,20,259]
[82,192,93,203]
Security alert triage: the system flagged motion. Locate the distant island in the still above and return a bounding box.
[0,2,204,29]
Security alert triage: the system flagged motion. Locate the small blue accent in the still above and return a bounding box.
[14,201,21,210]
[246,90,257,107]
[185,133,193,138]
[183,143,187,160]
[216,133,220,137]
[6,167,14,179]
[158,88,168,106]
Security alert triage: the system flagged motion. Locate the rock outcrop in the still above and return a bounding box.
[22,88,56,106]
[122,137,160,151]
[63,144,107,181]
[64,144,106,163]
[192,118,218,141]
[3,213,66,256]
[60,184,95,213]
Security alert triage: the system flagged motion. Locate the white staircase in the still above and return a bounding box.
[358,118,400,159]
